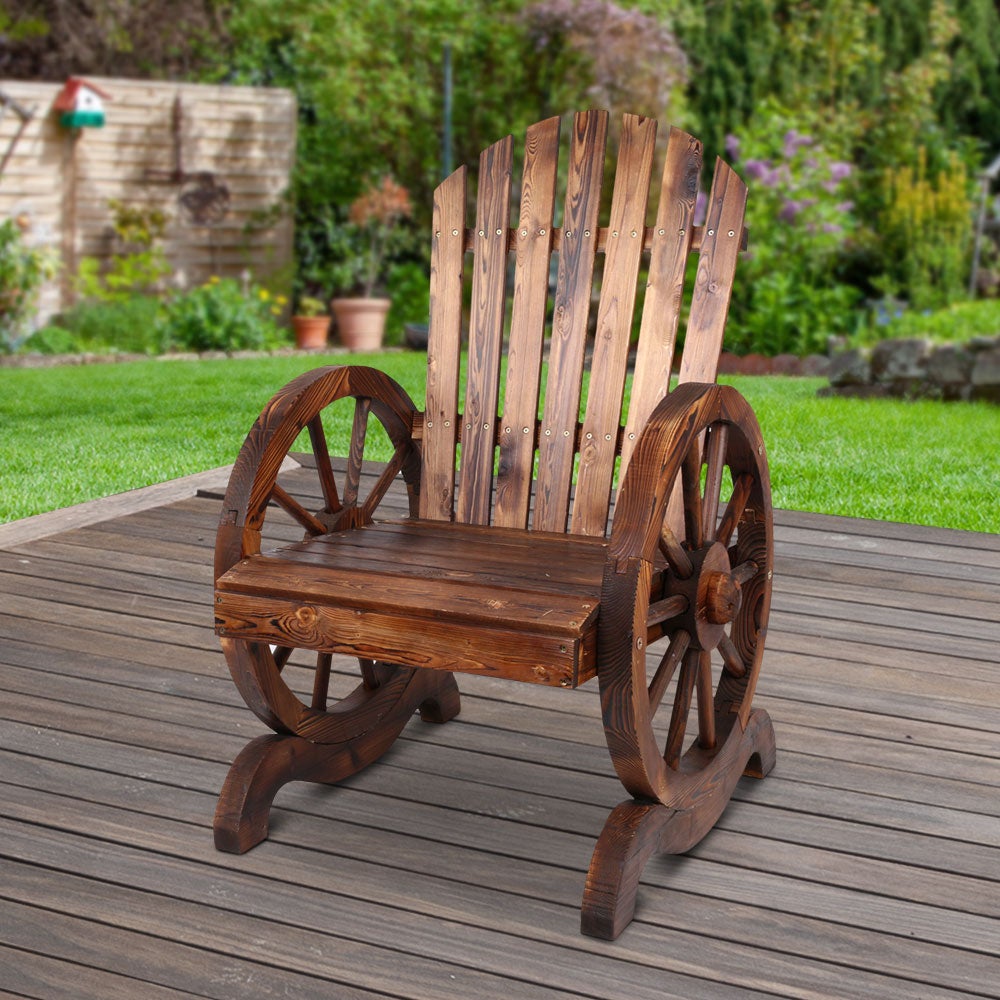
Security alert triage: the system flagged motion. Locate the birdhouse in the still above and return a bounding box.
[53,78,110,129]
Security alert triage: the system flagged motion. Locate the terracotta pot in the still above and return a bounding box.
[331,297,390,352]
[291,315,330,350]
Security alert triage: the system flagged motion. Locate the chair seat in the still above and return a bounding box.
[215,519,609,687]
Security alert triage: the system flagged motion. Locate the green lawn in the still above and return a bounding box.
[2,352,998,533]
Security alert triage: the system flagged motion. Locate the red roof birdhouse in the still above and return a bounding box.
[53,78,110,128]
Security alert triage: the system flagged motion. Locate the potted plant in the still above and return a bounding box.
[331,176,412,352]
[291,295,330,350]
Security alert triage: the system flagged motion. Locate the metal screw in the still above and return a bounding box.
[658,228,665,236]
[522,427,530,434]
[479,229,485,237]
[426,420,433,428]
[496,228,503,236]
[566,230,573,238]
[708,229,715,236]
[612,231,618,238]
[584,229,591,237]
[679,228,686,236]
[605,433,612,441]
[630,230,637,238]
[444,420,451,427]
[563,429,570,437]
[539,228,546,235]
[452,229,459,236]
[483,423,489,430]
[435,231,441,237]
[728,230,736,237]
[545,429,551,436]
[636,637,644,650]
[521,229,527,238]
[628,432,635,440]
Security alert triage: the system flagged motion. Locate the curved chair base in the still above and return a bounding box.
[581,708,775,940]
[214,667,460,854]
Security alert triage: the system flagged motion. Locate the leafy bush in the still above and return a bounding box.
[75,200,171,303]
[159,277,286,352]
[861,296,1000,344]
[384,260,430,345]
[18,325,80,355]
[0,217,58,352]
[52,295,167,354]
[724,104,862,355]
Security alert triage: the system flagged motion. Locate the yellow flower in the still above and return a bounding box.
[276,294,289,306]
[258,288,271,302]
[208,275,221,284]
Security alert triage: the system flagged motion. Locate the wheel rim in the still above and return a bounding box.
[216,366,423,742]
[599,385,772,805]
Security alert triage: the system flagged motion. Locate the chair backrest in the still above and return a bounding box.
[419,110,747,536]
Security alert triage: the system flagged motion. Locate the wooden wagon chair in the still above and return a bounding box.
[213,110,775,940]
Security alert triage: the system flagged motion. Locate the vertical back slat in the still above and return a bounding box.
[420,166,467,520]
[494,116,561,529]
[532,110,608,534]
[619,128,702,480]
[678,159,747,384]
[455,134,515,524]
[570,114,658,537]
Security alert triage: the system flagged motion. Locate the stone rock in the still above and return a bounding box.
[770,353,800,374]
[817,382,889,399]
[924,344,974,395]
[828,348,870,386]
[971,346,1000,403]
[968,335,1000,352]
[800,354,831,376]
[870,338,930,385]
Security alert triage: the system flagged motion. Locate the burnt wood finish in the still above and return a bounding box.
[213,112,772,940]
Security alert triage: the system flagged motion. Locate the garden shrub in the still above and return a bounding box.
[723,104,862,356]
[54,295,167,354]
[159,277,286,352]
[19,325,80,355]
[862,296,1000,344]
[0,217,58,352]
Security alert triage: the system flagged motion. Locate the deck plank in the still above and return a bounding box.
[1,479,998,999]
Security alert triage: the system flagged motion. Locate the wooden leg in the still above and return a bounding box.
[581,708,775,939]
[214,667,460,854]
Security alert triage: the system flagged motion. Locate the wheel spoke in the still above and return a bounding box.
[361,441,410,521]
[664,647,699,768]
[657,524,693,578]
[344,397,372,508]
[716,473,753,547]
[307,416,342,515]
[647,629,690,716]
[695,649,716,749]
[701,423,728,543]
[732,560,759,586]
[271,482,326,535]
[311,652,332,710]
[718,634,746,678]
[681,441,703,549]
[646,594,688,629]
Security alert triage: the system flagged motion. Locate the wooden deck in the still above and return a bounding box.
[1,463,998,999]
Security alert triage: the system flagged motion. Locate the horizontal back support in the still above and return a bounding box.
[419,112,747,536]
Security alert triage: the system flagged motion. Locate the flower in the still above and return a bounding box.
[724,134,740,160]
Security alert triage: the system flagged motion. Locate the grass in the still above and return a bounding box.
[1,352,998,533]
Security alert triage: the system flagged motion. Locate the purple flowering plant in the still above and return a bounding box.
[723,106,862,355]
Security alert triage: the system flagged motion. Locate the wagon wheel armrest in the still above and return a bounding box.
[215,364,420,578]
[605,382,762,573]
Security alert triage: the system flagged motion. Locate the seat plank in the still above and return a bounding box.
[456,134,515,525]
[495,116,561,529]
[571,113,658,536]
[533,110,608,534]
[421,166,468,521]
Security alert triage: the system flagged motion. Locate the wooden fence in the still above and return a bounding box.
[0,77,296,326]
